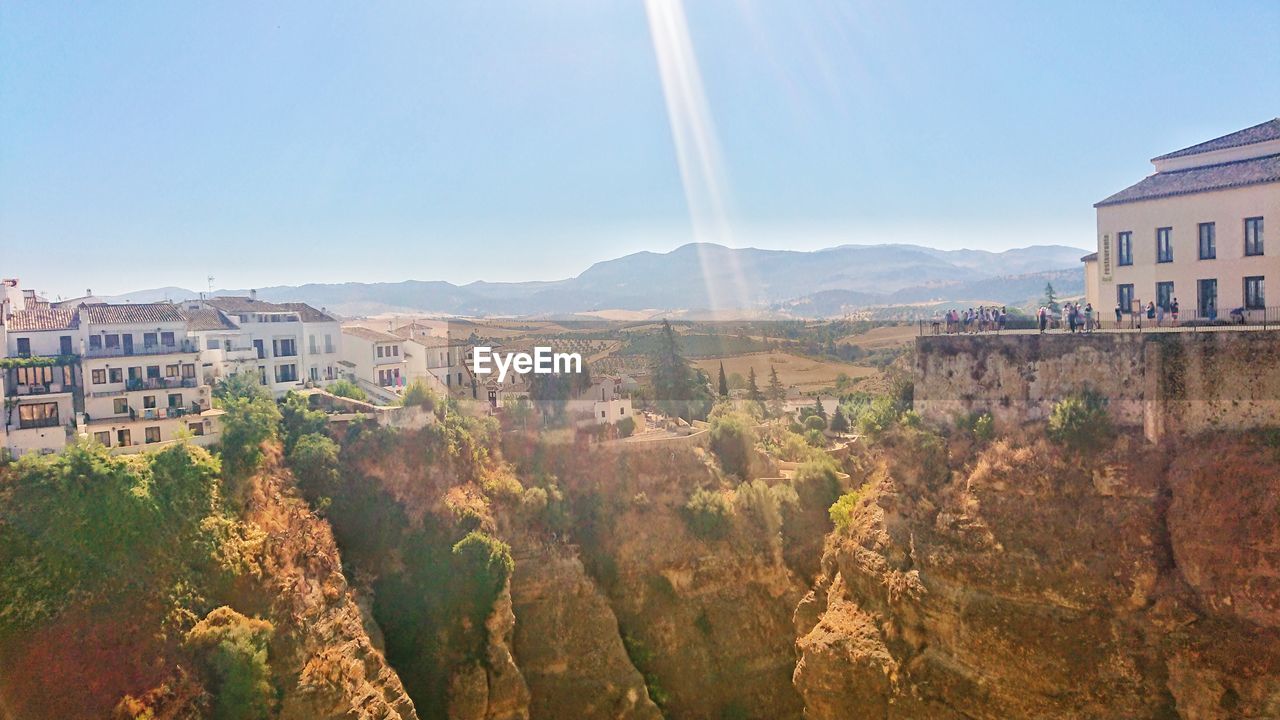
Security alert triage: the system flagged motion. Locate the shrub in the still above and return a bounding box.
[217,392,281,496]
[183,607,275,720]
[792,456,841,509]
[804,428,826,447]
[709,412,756,479]
[682,488,733,540]
[279,391,327,454]
[972,413,995,441]
[617,415,637,438]
[734,479,783,547]
[451,531,514,623]
[829,407,849,433]
[287,433,341,506]
[400,380,438,411]
[327,379,368,402]
[1047,390,1110,450]
[829,489,863,533]
[803,414,827,432]
[855,395,900,437]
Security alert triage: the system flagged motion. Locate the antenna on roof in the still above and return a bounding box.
[207,275,215,295]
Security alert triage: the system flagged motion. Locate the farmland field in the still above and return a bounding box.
[694,351,876,394]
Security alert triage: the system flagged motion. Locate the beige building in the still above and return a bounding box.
[340,326,408,402]
[1088,118,1279,321]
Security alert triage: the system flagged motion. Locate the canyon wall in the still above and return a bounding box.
[794,427,1280,719]
[915,331,1280,441]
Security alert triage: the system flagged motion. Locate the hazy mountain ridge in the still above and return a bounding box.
[96,242,1088,317]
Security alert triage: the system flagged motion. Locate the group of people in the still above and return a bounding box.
[1114,298,1181,329]
[941,306,1008,334]
[1038,302,1095,333]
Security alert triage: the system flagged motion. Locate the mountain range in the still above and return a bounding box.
[96,242,1089,318]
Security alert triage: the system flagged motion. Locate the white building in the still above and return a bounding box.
[77,303,221,453]
[393,321,471,395]
[340,326,408,401]
[567,375,635,427]
[2,300,80,457]
[199,294,342,397]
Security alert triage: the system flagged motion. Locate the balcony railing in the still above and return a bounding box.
[7,382,75,397]
[83,340,199,359]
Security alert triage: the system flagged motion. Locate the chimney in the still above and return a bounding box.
[249,289,257,302]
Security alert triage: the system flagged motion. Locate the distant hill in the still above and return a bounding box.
[103,242,1088,318]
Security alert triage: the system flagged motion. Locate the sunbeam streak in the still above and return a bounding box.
[644,0,753,314]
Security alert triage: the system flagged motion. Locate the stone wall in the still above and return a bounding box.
[914,331,1280,440]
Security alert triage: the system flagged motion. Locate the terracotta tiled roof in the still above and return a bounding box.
[1095,153,1280,207]
[1153,118,1280,161]
[343,326,403,343]
[275,302,336,323]
[7,307,78,332]
[207,296,333,322]
[182,307,239,331]
[81,303,187,325]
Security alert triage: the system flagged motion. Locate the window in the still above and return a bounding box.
[128,367,142,383]
[206,338,221,350]
[60,336,73,355]
[182,363,196,378]
[161,331,175,346]
[92,369,107,384]
[274,338,296,357]
[1245,276,1265,310]
[113,398,129,415]
[18,402,59,429]
[144,332,158,348]
[324,334,334,353]
[1198,279,1218,318]
[147,365,160,379]
[143,395,157,409]
[258,367,267,385]
[105,334,120,349]
[109,368,123,383]
[620,407,626,415]
[89,335,102,350]
[1117,284,1135,313]
[165,364,179,378]
[254,339,265,359]
[1246,217,1264,256]
[1156,282,1174,310]
[188,422,205,436]
[601,410,606,418]
[377,346,385,358]
[93,431,111,446]
[168,393,183,408]
[309,366,319,381]
[392,345,399,356]
[309,335,318,354]
[16,337,30,357]
[1117,231,1133,266]
[275,364,298,383]
[1156,227,1173,263]
[1198,222,1215,259]
[145,426,161,444]
[117,429,131,446]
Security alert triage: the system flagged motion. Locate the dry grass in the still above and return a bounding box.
[838,324,918,350]
[694,352,875,392]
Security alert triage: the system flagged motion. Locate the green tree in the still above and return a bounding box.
[1047,391,1110,450]
[767,366,786,416]
[830,407,849,433]
[218,392,282,496]
[649,320,713,421]
[1042,282,1060,313]
[184,607,275,720]
[813,396,826,420]
[327,379,368,402]
[287,433,341,506]
[709,411,756,478]
[451,532,514,624]
[746,367,764,404]
[399,380,438,410]
[717,362,729,398]
[279,391,327,454]
[682,488,733,540]
[213,371,269,404]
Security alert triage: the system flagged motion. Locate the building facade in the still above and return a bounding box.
[199,294,342,397]
[340,326,408,401]
[1089,118,1279,320]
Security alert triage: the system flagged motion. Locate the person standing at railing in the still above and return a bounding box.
[1114,302,1123,329]
[1171,298,1180,326]
[998,306,1008,333]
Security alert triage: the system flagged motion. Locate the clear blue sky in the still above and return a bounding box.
[2,1,1277,298]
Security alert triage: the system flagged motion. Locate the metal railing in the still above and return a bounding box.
[84,341,199,358]
[919,305,1280,336]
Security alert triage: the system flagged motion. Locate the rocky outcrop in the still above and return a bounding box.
[794,429,1280,719]
[508,540,661,720]
[445,585,531,720]
[246,457,419,720]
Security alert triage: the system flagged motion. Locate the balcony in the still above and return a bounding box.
[83,340,199,359]
[7,382,76,397]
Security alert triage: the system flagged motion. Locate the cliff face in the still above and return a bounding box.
[794,428,1280,719]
